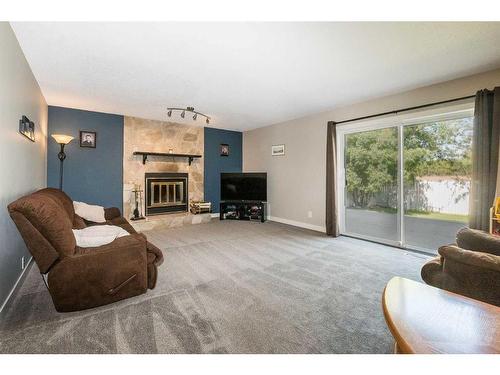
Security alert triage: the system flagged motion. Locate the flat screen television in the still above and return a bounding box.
[221,173,267,202]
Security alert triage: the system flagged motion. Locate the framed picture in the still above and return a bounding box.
[220,143,229,156]
[271,144,285,156]
[80,131,96,148]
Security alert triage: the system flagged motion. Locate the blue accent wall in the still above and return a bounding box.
[204,127,242,212]
[47,106,124,211]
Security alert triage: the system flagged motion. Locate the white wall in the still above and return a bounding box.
[243,68,500,232]
[0,23,48,310]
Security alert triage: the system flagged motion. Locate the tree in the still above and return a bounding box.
[345,127,397,207]
[345,117,472,208]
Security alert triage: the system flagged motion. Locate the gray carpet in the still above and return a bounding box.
[0,220,429,353]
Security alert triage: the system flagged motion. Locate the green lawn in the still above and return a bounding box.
[405,210,468,223]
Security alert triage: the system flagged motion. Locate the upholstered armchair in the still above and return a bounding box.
[421,227,500,307]
[8,188,163,312]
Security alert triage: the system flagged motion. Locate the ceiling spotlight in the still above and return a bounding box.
[166,107,211,125]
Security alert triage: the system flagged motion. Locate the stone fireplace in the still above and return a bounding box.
[123,116,204,219]
[145,172,188,216]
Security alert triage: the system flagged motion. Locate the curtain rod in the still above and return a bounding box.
[333,94,476,125]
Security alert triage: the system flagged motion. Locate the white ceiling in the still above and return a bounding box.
[11,22,500,131]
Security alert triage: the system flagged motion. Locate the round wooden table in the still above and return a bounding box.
[382,277,500,354]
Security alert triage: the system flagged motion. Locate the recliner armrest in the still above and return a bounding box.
[435,244,500,306]
[421,256,445,287]
[104,207,122,221]
[74,233,146,255]
[438,245,500,273]
[83,207,123,227]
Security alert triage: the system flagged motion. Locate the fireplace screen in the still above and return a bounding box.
[145,173,188,215]
[150,181,185,207]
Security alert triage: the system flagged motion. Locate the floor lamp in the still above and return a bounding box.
[51,134,74,190]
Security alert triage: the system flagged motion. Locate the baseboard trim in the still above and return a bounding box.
[210,213,219,218]
[0,257,33,314]
[268,216,326,233]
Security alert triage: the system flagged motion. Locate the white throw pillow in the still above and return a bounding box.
[72,225,130,248]
[73,201,106,223]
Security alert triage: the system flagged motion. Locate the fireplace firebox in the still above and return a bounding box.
[145,173,188,216]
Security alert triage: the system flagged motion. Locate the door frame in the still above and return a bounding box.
[336,101,474,251]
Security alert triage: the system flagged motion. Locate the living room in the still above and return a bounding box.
[0,1,499,373]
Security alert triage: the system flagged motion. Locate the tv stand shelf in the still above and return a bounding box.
[219,201,266,223]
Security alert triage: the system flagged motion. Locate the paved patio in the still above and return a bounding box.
[345,209,466,252]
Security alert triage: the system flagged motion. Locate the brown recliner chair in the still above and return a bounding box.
[421,227,500,307]
[8,188,163,312]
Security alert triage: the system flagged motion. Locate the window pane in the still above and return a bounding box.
[403,117,472,252]
[344,127,399,242]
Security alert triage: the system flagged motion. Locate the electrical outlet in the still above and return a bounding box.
[21,256,25,270]
[307,211,313,218]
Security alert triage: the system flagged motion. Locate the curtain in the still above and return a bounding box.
[326,121,339,236]
[469,87,500,231]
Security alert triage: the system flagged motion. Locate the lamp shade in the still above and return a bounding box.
[51,134,74,145]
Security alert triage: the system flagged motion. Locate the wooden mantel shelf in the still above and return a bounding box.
[133,151,202,165]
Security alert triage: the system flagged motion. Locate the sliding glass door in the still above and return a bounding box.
[344,127,400,244]
[402,117,473,251]
[338,106,473,253]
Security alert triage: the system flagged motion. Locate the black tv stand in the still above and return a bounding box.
[219,201,267,223]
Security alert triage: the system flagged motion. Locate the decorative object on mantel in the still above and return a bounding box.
[131,184,145,221]
[271,144,285,156]
[220,143,229,156]
[190,201,212,214]
[51,134,74,190]
[80,130,96,148]
[133,151,202,165]
[19,115,35,142]
[168,148,174,154]
[167,106,211,125]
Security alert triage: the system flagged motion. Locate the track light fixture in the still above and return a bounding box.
[166,106,211,125]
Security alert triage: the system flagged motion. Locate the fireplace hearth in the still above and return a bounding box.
[145,172,188,216]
